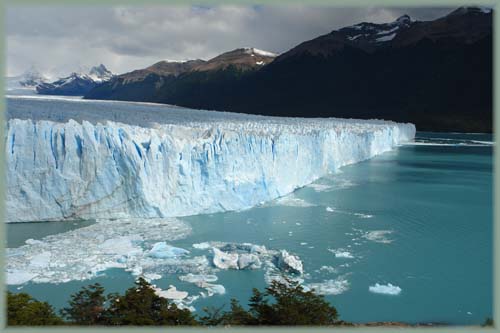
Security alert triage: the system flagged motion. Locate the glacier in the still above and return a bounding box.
[5,96,415,222]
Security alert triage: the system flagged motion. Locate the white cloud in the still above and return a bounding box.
[6,5,454,77]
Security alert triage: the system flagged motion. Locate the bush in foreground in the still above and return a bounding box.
[8,277,338,326]
[7,292,64,326]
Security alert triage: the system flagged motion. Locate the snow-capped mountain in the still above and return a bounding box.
[88,64,114,82]
[339,14,414,45]
[36,64,114,96]
[193,47,278,71]
[7,66,48,90]
[85,48,277,100]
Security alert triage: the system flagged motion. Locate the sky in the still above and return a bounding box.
[6,5,456,77]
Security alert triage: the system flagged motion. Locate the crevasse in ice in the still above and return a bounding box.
[5,97,415,222]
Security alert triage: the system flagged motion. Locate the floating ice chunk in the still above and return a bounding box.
[25,239,43,245]
[148,242,190,259]
[276,250,303,274]
[204,284,226,296]
[29,252,52,268]
[5,217,191,285]
[143,273,162,281]
[193,242,211,250]
[249,244,267,254]
[154,285,189,300]
[179,274,225,296]
[307,183,333,192]
[304,278,350,295]
[363,230,394,244]
[179,273,218,284]
[6,270,38,285]
[328,248,354,259]
[353,213,373,219]
[99,236,143,256]
[319,266,337,273]
[369,283,402,295]
[238,253,262,269]
[274,195,315,208]
[326,207,335,212]
[212,248,239,270]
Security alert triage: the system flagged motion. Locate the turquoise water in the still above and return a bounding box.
[7,132,493,325]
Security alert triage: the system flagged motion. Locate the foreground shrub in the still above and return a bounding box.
[7,292,64,326]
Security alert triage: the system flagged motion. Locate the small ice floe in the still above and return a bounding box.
[300,242,308,246]
[467,311,472,315]
[328,248,354,259]
[276,250,304,274]
[326,206,335,212]
[6,270,38,285]
[274,195,315,207]
[307,183,333,192]
[25,239,43,245]
[304,277,350,295]
[368,283,402,295]
[148,242,190,259]
[363,230,394,244]
[212,248,239,269]
[319,266,337,274]
[295,222,301,226]
[6,218,191,285]
[154,285,188,300]
[353,213,373,219]
[212,247,262,270]
[179,274,225,296]
[143,273,162,281]
[192,242,211,250]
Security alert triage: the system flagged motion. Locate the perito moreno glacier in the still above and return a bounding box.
[5,96,415,222]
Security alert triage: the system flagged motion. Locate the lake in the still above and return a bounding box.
[7,128,493,325]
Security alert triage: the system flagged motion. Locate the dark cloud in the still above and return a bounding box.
[6,5,455,77]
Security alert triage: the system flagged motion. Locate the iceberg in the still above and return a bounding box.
[304,277,350,295]
[275,250,303,274]
[212,248,239,270]
[5,96,415,222]
[154,285,189,300]
[5,217,192,285]
[368,283,402,295]
[148,242,190,259]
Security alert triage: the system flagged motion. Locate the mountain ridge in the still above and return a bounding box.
[84,6,492,132]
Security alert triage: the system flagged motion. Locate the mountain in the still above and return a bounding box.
[85,7,492,132]
[36,64,114,96]
[7,66,48,90]
[85,48,277,101]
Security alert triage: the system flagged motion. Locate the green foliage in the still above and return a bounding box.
[60,283,106,325]
[482,317,494,327]
[8,277,339,327]
[7,292,64,326]
[104,277,197,326]
[201,278,339,326]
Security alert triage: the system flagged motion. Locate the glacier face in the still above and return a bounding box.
[6,96,415,222]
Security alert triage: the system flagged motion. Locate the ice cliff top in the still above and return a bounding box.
[7,95,413,135]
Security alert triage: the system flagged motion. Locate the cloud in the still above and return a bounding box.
[6,5,454,77]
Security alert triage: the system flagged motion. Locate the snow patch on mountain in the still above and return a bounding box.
[243,47,278,57]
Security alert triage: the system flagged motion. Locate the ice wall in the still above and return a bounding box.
[6,100,415,222]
